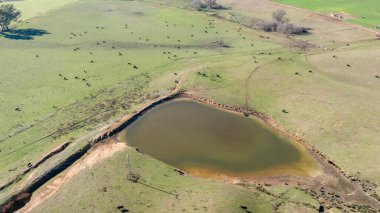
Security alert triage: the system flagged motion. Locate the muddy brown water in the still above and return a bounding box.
[121,99,318,178]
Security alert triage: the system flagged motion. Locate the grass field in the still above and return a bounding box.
[27,144,320,213]
[275,0,380,29]
[0,0,380,212]
[0,0,79,21]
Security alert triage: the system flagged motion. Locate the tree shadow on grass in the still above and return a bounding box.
[0,28,50,40]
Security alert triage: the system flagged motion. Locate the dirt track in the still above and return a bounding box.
[17,142,127,213]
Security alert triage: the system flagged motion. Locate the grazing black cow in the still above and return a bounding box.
[240,206,247,210]
[318,205,325,213]
[295,72,299,75]
[347,64,351,67]
[133,65,138,69]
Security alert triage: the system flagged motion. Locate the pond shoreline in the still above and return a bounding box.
[2,90,380,212]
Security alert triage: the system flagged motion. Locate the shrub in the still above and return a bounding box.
[255,20,276,32]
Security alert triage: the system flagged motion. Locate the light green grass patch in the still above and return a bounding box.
[275,0,380,29]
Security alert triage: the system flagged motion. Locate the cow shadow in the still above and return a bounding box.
[0,28,50,40]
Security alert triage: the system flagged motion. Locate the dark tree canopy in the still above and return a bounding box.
[0,4,21,32]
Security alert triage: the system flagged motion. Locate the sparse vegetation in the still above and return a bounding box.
[192,0,225,11]
[255,10,308,34]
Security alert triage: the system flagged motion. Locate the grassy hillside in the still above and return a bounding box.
[275,0,380,29]
[0,0,79,21]
[0,0,379,212]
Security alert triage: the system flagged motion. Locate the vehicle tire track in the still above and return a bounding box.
[245,59,278,108]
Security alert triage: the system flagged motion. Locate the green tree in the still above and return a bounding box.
[0,4,21,32]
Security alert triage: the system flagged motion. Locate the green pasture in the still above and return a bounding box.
[0,0,283,203]
[0,0,380,211]
[275,0,380,29]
